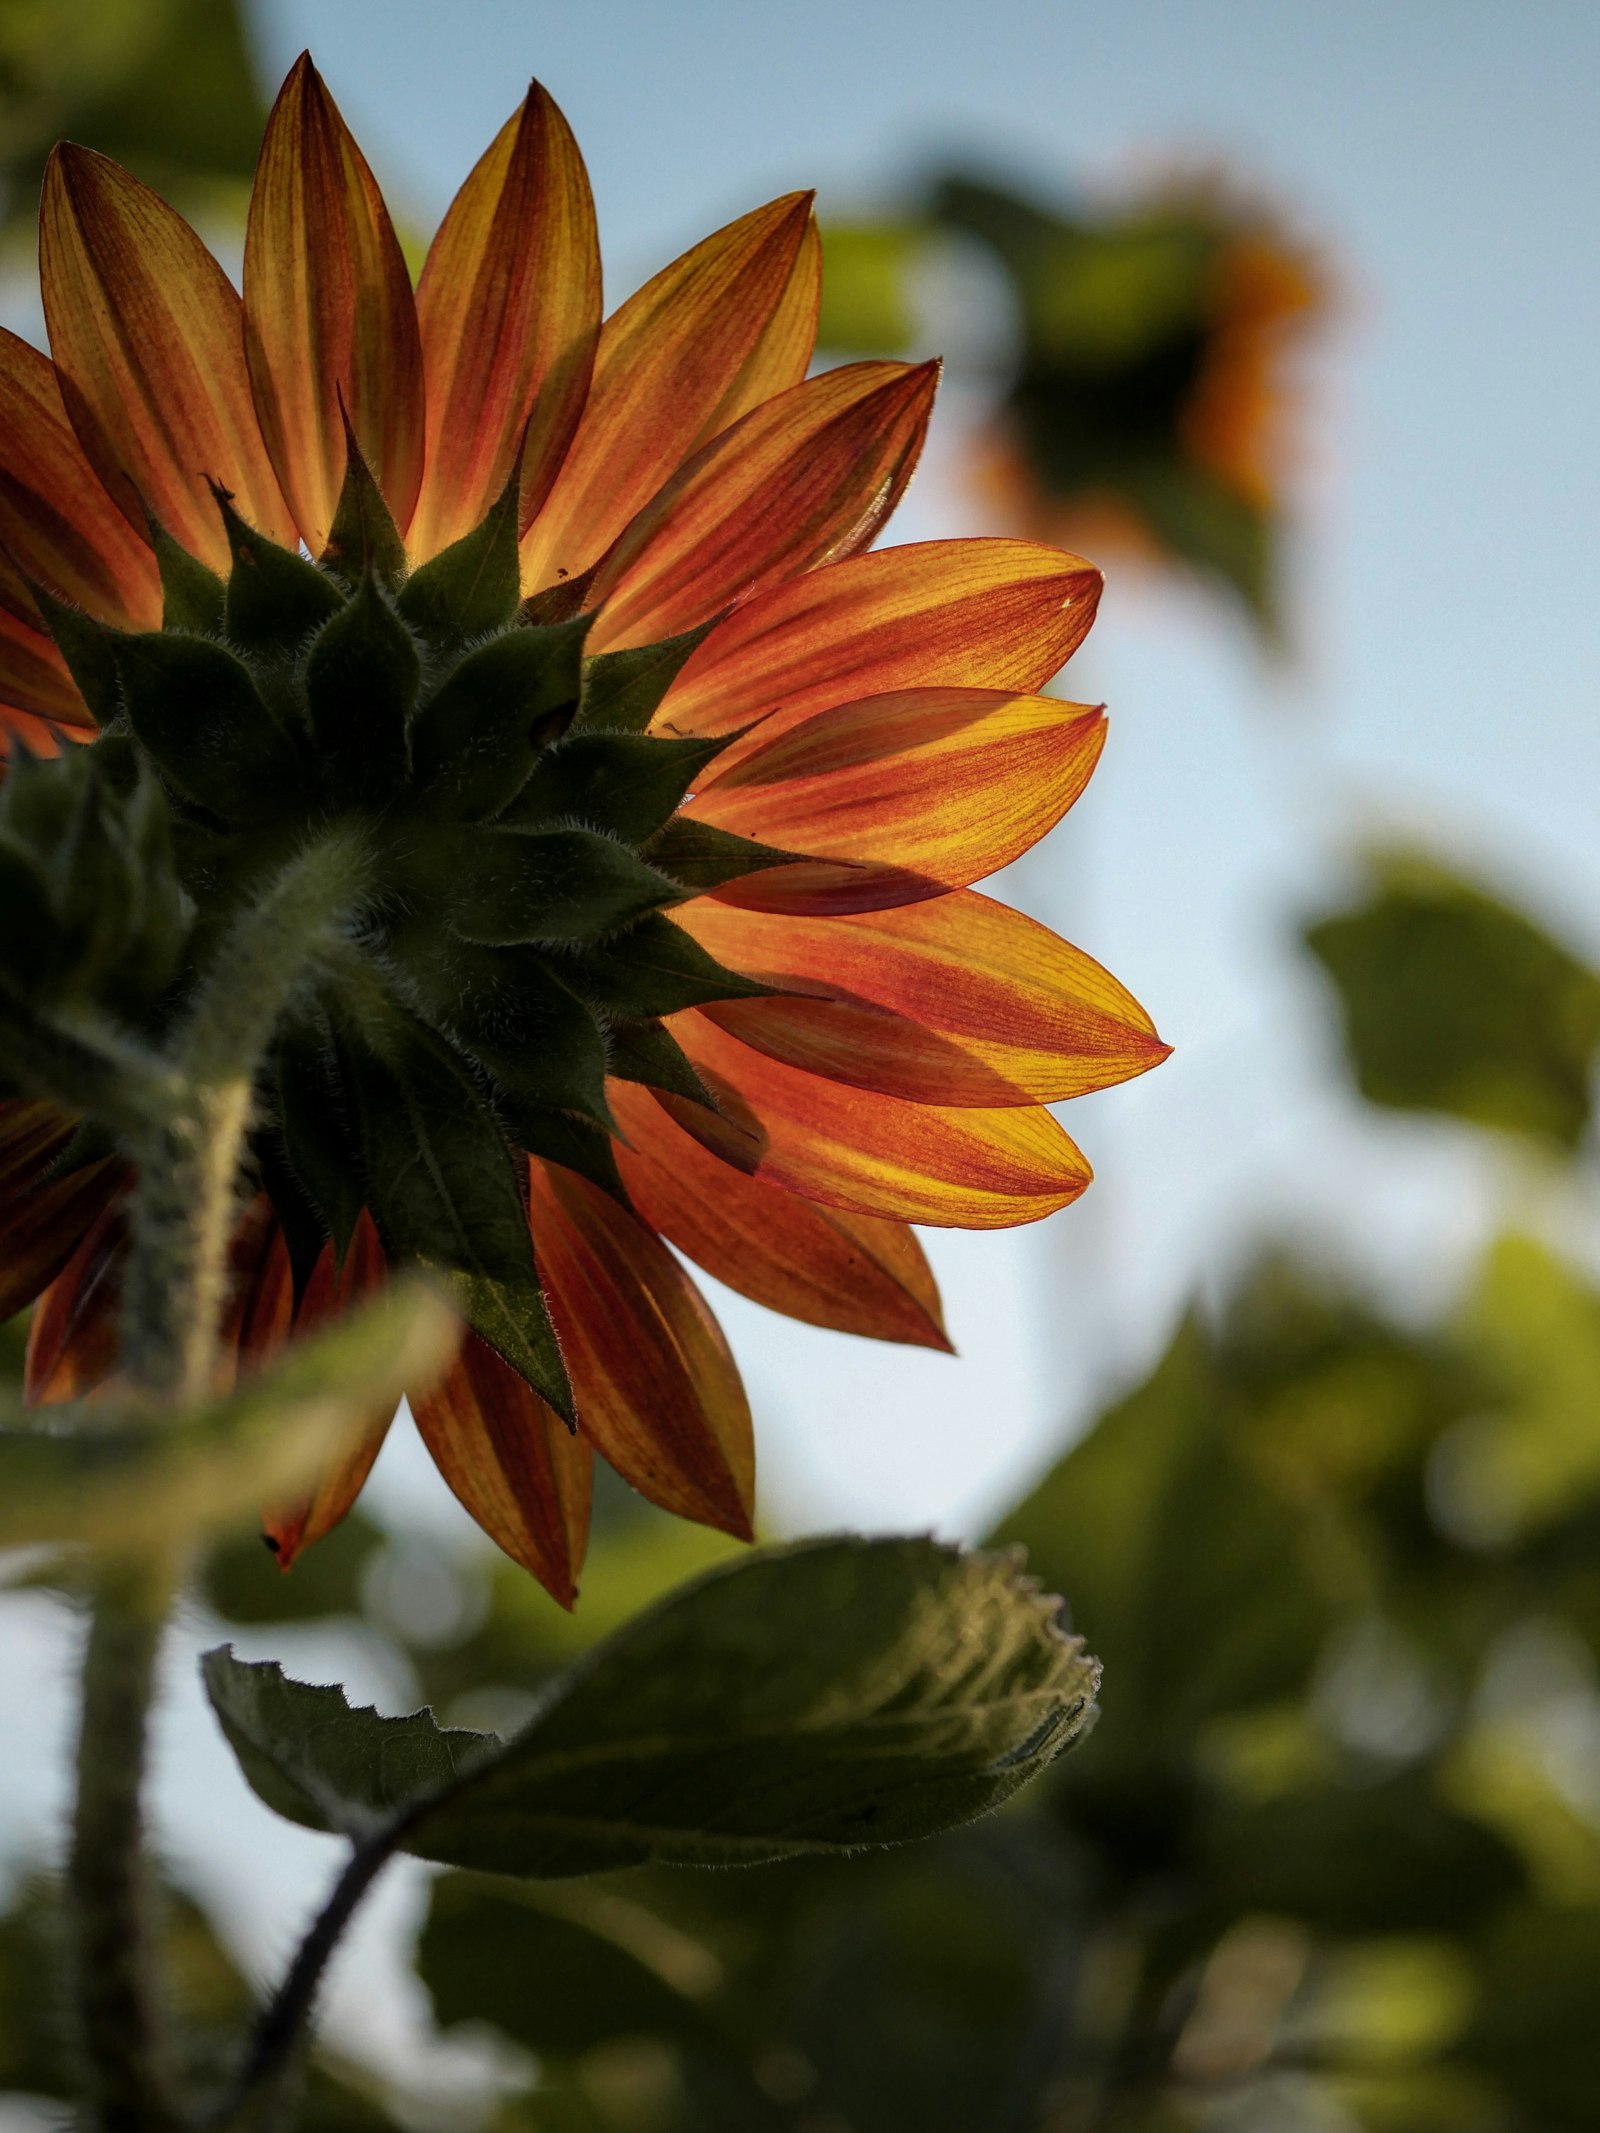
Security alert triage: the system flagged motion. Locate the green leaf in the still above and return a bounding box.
[499,1102,628,1202]
[990,1316,1333,1755]
[817,221,927,354]
[342,1006,572,1419]
[320,424,408,592]
[645,814,797,892]
[567,914,771,1018]
[116,631,308,824]
[218,489,343,648]
[32,582,124,724]
[303,574,420,803]
[409,618,589,821]
[606,1017,720,1109]
[508,730,727,846]
[151,518,226,633]
[274,1015,364,1265]
[202,1536,1097,1875]
[0,1276,456,1551]
[449,826,680,946]
[397,460,521,646]
[408,940,611,1124]
[1305,849,1600,1152]
[576,621,717,735]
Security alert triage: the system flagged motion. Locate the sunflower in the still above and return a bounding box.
[0,56,1167,1603]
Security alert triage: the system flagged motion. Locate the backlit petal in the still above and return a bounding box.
[694,686,1106,911]
[26,1195,124,1404]
[41,144,294,571]
[584,360,936,652]
[667,1011,1091,1228]
[609,1079,950,1349]
[530,1160,755,1538]
[0,1101,124,1322]
[412,1330,591,1604]
[0,605,91,726]
[0,328,160,629]
[245,56,425,552]
[251,1214,396,1567]
[411,83,599,559]
[521,193,818,589]
[678,891,1170,1106]
[655,539,1102,763]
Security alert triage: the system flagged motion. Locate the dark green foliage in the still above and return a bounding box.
[408,618,589,819]
[449,828,680,946]
[569,914,771,1018]
[274,1018,364,1266]
[115,630,307,823]
[302,574,419,803]
[397,463,522,645]
[644,814,796,891]
[153,520,226,634]
[509,730,726,844]
[1305,847,1600,1150]
[218,493,343,648]
[575,622,717,735]
[321,430,408,592]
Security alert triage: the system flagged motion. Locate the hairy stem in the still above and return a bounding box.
[68,828,372,2130]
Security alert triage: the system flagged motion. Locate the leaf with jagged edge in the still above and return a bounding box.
[202,1536,1098,1874]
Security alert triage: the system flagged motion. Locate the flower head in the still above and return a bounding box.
[0,56,1167,1602]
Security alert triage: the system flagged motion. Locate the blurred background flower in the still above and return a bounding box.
[4,1,1600,2126]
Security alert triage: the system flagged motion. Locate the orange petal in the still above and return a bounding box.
[655,539,1102,771]
[412,1330,591,1604]
[244,56,425,553]
[694,687,1106,911]
[667,1011,1091,1228]
[0,605,92,727]
[26,1195,126,1405]
[255,1214,397,1567]
[0,328,161,629]
[520,193,819,589]
[677,890,1170,1106]
[609,1079,949,1350]
[40,144,295,572]
[0,1100,125,1321]
[529,1160,755,1538]
[584,360,936,653]
[410,83,599,560]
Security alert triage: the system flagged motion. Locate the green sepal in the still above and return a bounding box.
[575,619,718,735]
[644,814,798,891]
[252,1130,334,1304]
[564,913,772,1019]
[303,574,420,804]
[47,1117,118,1181]
[409,618,589,822]
[215,488,343,650]
[434,945,613,1126]
[31,585,123,725]
[506,729,728,847]
[397,459,521,648]
[115,632,308,824]
[606,1017,720,1111]
[520,564,597,627]
[150,519,225,634]
[321,422,408,592]
[502,1102,630,1206]
[449,827,680,947]
[340,1005,573,1421]
[274,1016,365,1268]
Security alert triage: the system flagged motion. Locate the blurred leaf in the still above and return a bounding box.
[1304,850,1600,1151]
[203,1536,1098,1876]
[1461,1906,1600,2127]
[0,1277,456,1550]
[0,0,265,243]
[816,221,925,353]
[201,1507,388,1627]
[992,1317,1333,1758]
[1203,1772,1525,1935]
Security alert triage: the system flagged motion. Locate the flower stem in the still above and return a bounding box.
[67,828,372,2130]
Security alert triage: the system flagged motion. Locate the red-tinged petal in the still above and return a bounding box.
[256,1214,396,1567]
[529,1159,755,1538]
[608,1078,950,1350]
[26,1195,126,1404]
[412,1331,591,1604]
[667,1011,1091,1229]
[0,1100,125,1322]
[521,193,819,589]
[584,360,937,653]
[0,708,69,753]
[0,328,161,630]
[694,687,1106,912]
[655,538,1101,767]
[411,84,599,561]
[245,56,425,553]
[677,891,1170,1107]
[40,144,295,571]
[0,605,92,727]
